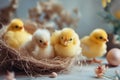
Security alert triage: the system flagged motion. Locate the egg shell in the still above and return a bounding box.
[106,48,120,66]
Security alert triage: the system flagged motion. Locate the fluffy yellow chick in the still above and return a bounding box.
[102,0,111,8]
[22,29,54,59]
[3,18,32,49]
[81,28,108,63]
[51,28,81,58]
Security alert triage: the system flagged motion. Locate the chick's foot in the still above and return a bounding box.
[93,58,102,64]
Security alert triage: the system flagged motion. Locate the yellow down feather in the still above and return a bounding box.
[51,28,81,58]
[81,28,108,58]
[4,19,32,49]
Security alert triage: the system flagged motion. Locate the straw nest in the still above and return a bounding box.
[0,27,75,76]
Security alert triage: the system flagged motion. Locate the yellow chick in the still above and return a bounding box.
[102,0,111,8]
[22,29,54,59]
[51,28,81,58]
[81,28,108,63]
[3,18,32,49]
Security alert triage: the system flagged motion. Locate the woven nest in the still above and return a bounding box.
[0,27,75,76]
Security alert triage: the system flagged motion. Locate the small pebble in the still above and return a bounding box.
[49,72,57,78]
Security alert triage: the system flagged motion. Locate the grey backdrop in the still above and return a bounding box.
[1,0,119,37]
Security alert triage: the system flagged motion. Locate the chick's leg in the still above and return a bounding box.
[93,58,102,64]
[81,58,102,64]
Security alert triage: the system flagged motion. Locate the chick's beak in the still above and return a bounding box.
[19,26,23,29]
[44,42,48,46]
[39,42,48,48]
[64,41,68,46]
[103,38,109,42]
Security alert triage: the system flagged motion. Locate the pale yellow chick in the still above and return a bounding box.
[51,28,81,58]
[24,29,54,59]
[102,0,111,8]
[3,18,32,49]
[81,28,108,63]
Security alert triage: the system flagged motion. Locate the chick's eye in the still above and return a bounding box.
[15,26,18,28]
[99,36,103,39]
[39,40,42,43]
[69,38,72,41]
[61,37,63,39]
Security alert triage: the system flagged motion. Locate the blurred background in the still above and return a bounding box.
[0,1,120,79]
[0,0,120,39]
